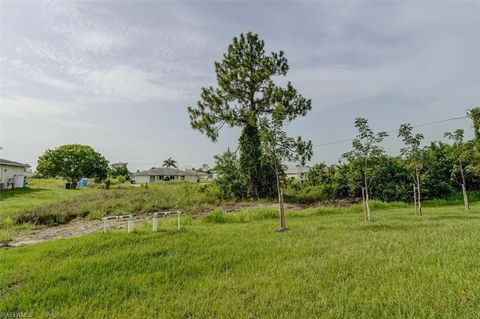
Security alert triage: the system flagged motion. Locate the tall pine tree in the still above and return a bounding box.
[188,32,311,198]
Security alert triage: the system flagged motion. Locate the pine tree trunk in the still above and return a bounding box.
[239,123,262,199]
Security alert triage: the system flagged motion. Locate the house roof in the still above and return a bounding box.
[0,158,28,167]
[286,166,310,175]
[184,170,209,176]
[134,167,183,176]
[134,167,209,177]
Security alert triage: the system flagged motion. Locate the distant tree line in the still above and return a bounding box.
[212,109,479,218]
[294,110,480,210]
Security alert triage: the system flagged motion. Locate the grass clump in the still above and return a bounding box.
[349,200,409,213]
[87,209,106,220]
[203,209,230,224]
[204,208,278,224]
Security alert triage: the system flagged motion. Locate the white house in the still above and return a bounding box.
[133,167,205,184]
[0,158,29,190]
[185,170,211,180]
[286,165,310,183]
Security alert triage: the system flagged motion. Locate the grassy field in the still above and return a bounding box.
[0,179,228,243]
[1,204,479,318]
[0,179,92,219]
[0,179,96,243]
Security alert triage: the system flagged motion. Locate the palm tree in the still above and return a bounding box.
[162,157,178,168]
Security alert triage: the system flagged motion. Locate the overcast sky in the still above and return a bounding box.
[0,1,478,171]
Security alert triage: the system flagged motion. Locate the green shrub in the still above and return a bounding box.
[283,185,326,203]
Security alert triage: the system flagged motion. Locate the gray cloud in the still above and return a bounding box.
[0,1,478,170]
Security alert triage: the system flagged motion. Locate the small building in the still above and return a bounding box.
[0,158,29,190]
[133,167,205,184]
[185,170,211,181]
[286,165,311,183]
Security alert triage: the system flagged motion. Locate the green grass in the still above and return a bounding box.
[0,179,95,243]
[0,179,92,219]
[0,178,231,243]
[11,182,224,224]
[1,204,479,318]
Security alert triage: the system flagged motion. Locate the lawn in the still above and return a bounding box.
[0,179,226,243]
[0,178,93,219]
[0,179,95,243]
[1,204,479,318]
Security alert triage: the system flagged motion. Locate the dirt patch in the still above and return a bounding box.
[5,214,152,247]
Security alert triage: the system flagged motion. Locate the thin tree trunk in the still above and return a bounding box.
[413,184,418,215]
[416,169,422,216]
[459,166,469,211]
[280,187,285,229]
[462,183,469,210]
[274,163,286,232]
[361,187,367,221]
[365,187,371,222]
[364,174,371,222]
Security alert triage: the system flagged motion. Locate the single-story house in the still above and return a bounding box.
[0,158,29,190]
[186,170,212,180]
[133,167,205,183]
[286,165,311,183]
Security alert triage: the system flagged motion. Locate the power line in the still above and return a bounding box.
[313,115,468,148]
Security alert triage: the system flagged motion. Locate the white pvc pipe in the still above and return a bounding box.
[150,211,182,232]
[102,214,133,233]
[128,219,134,233]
